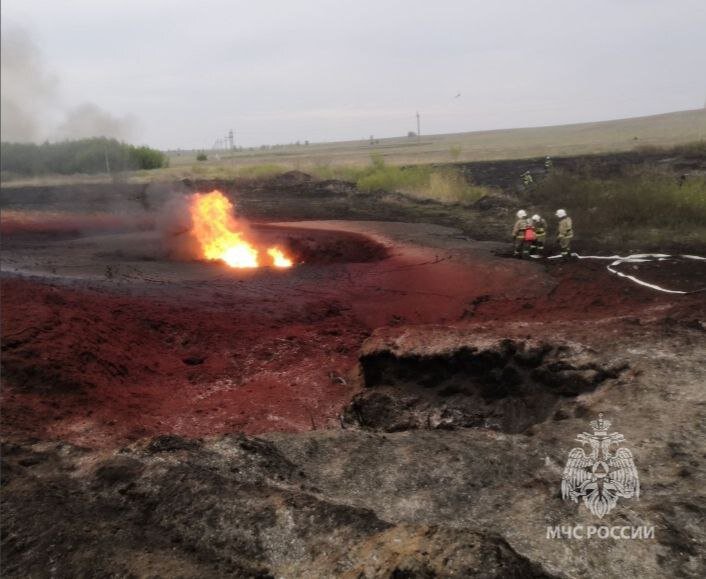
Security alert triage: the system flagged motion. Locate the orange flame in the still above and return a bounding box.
[189,191,293,269]
[267,247,293,268]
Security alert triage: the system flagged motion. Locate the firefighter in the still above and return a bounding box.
[521,171,534,189]
[555,209,573,258]
[544,156,553,172]
[530,214,547,255]
[512,209,530,258]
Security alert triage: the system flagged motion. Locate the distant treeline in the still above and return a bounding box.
[0,138,167,176]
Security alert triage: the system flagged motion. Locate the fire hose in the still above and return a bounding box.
[540,253,706,295]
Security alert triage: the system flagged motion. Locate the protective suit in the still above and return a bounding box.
[531,215,547,255]
[512,213,531,257]
[557,214,573,257]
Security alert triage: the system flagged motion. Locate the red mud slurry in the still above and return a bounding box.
[1,223,528,448]
[3,221,704,449]
[0,210,153,237]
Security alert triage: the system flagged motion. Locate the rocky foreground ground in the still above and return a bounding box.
[3,275,704,578]
[2,170,705,577]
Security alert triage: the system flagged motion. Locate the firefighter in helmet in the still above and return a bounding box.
[512,210,532,258]
[521,171,534,189]
[530,214,547,255]
[555,209,573,258]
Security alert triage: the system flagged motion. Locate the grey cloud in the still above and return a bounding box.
[55,103,136,141]
[2,0,705,148]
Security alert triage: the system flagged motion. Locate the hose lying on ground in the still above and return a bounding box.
[540,253,706,295]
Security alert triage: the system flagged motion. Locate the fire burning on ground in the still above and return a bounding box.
[189,190,293,268]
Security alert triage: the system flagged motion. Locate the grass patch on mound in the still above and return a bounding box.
[136,162,290,181]
[312,154,489,204]
[190,163,289,180]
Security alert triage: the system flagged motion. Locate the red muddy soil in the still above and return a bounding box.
[2,218,704,449]
[1,221,539,448]
[465,258,706,323]
[0,210,153,237]
[1,275,363,446]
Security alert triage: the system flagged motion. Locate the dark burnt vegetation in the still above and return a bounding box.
[345,339,628,434]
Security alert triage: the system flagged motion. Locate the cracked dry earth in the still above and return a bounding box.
[2,217,705,578]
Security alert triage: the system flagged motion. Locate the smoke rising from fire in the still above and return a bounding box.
[0,26,55,142]
[0,24,136,143]
[157,194,199,261]
[55,103,137,142]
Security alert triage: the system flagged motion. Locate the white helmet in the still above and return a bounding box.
[555,209,567,218]
[516,209,527,218]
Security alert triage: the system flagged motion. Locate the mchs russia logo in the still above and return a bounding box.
[560,414,640,518]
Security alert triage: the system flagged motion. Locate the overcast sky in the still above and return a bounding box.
[2,0,705,149]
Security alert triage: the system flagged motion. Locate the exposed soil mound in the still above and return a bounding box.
[344,329,628,433]
[270,170,314,185]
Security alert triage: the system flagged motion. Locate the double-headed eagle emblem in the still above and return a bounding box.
[561,414,640,518]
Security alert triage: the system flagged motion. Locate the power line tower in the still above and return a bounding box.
[416,111,421,145]
[228,129,234,150]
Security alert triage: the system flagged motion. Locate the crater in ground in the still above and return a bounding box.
[344,330,628,433]
[251,224,389,265]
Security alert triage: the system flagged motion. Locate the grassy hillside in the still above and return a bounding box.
[166,108,706,173]
[3,109,704,187]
